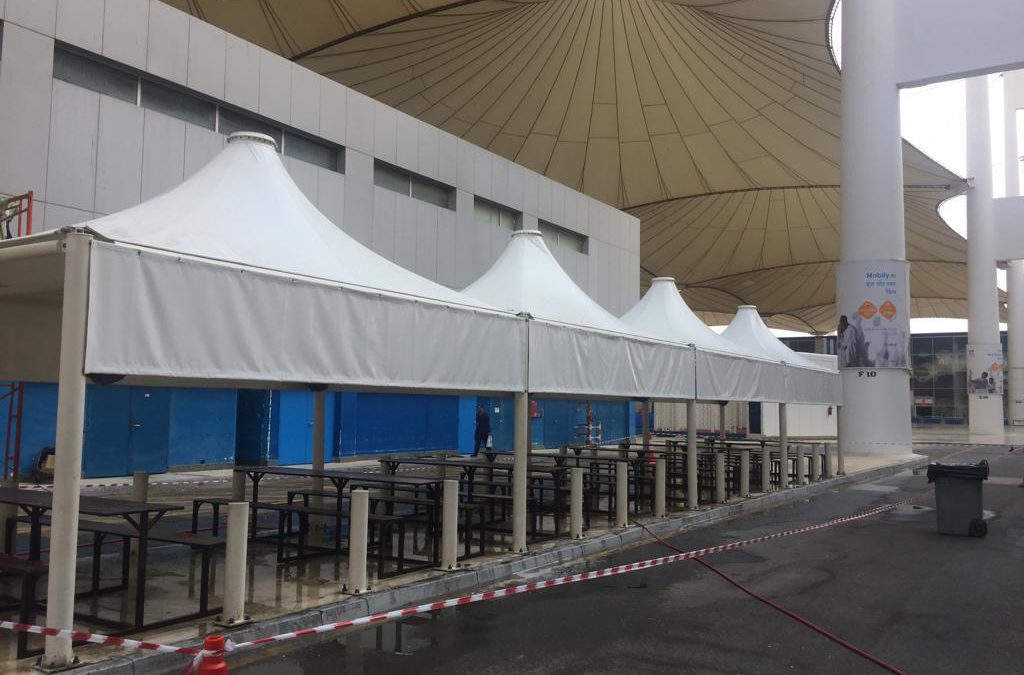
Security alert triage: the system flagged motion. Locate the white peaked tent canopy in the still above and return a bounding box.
[462,230,694,399]
[620,278,787,402]
[0,133,526,393]
[722,306,841,405]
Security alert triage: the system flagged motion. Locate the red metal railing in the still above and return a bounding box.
[1,191,33,240]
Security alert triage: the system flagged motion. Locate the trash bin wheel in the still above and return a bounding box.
[968,519,987,538]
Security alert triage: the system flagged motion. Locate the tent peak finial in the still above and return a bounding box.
[511,229,542,238]
[650,276,676,284]
[226,131,278,150]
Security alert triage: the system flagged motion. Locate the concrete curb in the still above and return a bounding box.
[75,456,925,674]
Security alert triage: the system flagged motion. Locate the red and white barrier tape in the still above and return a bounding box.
[0,500,907,672]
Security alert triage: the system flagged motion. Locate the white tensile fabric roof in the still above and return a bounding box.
[76,133,528,392]
[163,0,977,332]
[620,277,790,402]
[723,305,840,404]
[463,230,696,399]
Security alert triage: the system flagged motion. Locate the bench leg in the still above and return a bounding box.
[212,503,221,537]
[91,531,103,595]
[191,501,200,534]
[199,547,211,613]
[16,573,37,659]
[276,511,286,563]
[377,522,386,581]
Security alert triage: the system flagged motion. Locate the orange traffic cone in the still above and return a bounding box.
[197,635,228,674]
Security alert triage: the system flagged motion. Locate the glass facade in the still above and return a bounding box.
[782,332,1008,425]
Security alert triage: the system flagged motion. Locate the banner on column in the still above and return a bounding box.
[966,343,1004,396]
[836,261,910,369]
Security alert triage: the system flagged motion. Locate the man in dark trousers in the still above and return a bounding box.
[473,404,491,457]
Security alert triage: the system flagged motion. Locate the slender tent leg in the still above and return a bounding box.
[641,400,650,451]
[42,233,91,668]
[512,391,529,553]
[311,389,326,534]
[686,400,698,509]
[778,403,789,489]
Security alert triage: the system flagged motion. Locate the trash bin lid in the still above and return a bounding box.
[926,459,989,482]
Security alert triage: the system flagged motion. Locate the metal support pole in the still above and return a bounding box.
[796,444,806,485]
[512,391,529,553]
[615,461,628,528]
[719,402,727,445]
[231,470,246,501]
[779,403,789,489]
[129,472,148,581]
[836,406,846,476]
[570,467,584,538]
[740,448,750,497]
[654,458,666,518]
[686,400,698,509]
[0,478,16,554]
[715,452,726,503]
[641,400,650,451]
[219,502,250,625]
[347,489,369,594]
[311,389,326,533]
[42,233,91,668]
[440,479,459,570]
[761,445,770,493]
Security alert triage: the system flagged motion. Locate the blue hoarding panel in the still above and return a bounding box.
[168,388,237,467]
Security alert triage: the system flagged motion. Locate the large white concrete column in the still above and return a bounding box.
[512,391,529,552]
[1007,260,1024,424]
[1004,71,1024,198]
[966,75,1005,434]
[838,0,913,455]
[43,233,91,668]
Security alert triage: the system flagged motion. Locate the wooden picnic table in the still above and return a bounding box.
[0,486,181,631]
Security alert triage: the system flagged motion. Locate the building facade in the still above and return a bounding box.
[0,0,640,477]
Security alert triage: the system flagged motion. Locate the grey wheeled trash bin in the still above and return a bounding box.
[926,460,989,537]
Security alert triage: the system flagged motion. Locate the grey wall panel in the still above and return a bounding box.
[0,24,54,201]
[417,124,439,181]
[414,201,438,280]
[44,202,91,231]
[146,0,188,85]
[523,170,539,216]
[340,148,373,245]
[507,162,524,211]
[371,187,396,260]
[491,158,508,207]
[289,63,320,135]
[437,131,457,187]
[319,78,346,146]
[453,190,476,289]
[5,0,56,36]
[373,103,397,164]
[396,112,418,173]
[258,49,291,124]
[316,168,345,232]
[45,81,99,212]
[95,94,143,215]
[183,123,224,179]
[473,148,491,202]
[186,16,226,100]
[56,0,103,52]
[436,208,456,288]
[456,140,475,193]
[140,109,185,200]
[345,90,374,156]
[223,33,259,112]
[393,195,417,272]
[102,0,149,70]
[285,156,318,205]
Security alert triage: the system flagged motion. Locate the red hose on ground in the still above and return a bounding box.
[635,521,911,675]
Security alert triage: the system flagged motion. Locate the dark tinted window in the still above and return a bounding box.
[141,79,215,129]
[53,47,137,103]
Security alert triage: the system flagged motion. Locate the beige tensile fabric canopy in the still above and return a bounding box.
[166,0,986,332]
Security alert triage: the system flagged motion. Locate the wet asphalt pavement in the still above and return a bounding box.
[233,445,1023,675]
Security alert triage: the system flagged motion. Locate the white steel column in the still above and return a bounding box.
[43,233,91,668]
[966,75,1004,434]
[686,400,698,509]
[641,400,650,451]
[512,391,529,552]
[1004,71,1024,198]
[838,0,912,455]
[1008,260,1024,424]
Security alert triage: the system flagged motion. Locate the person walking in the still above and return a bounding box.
[473,404,491,457]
